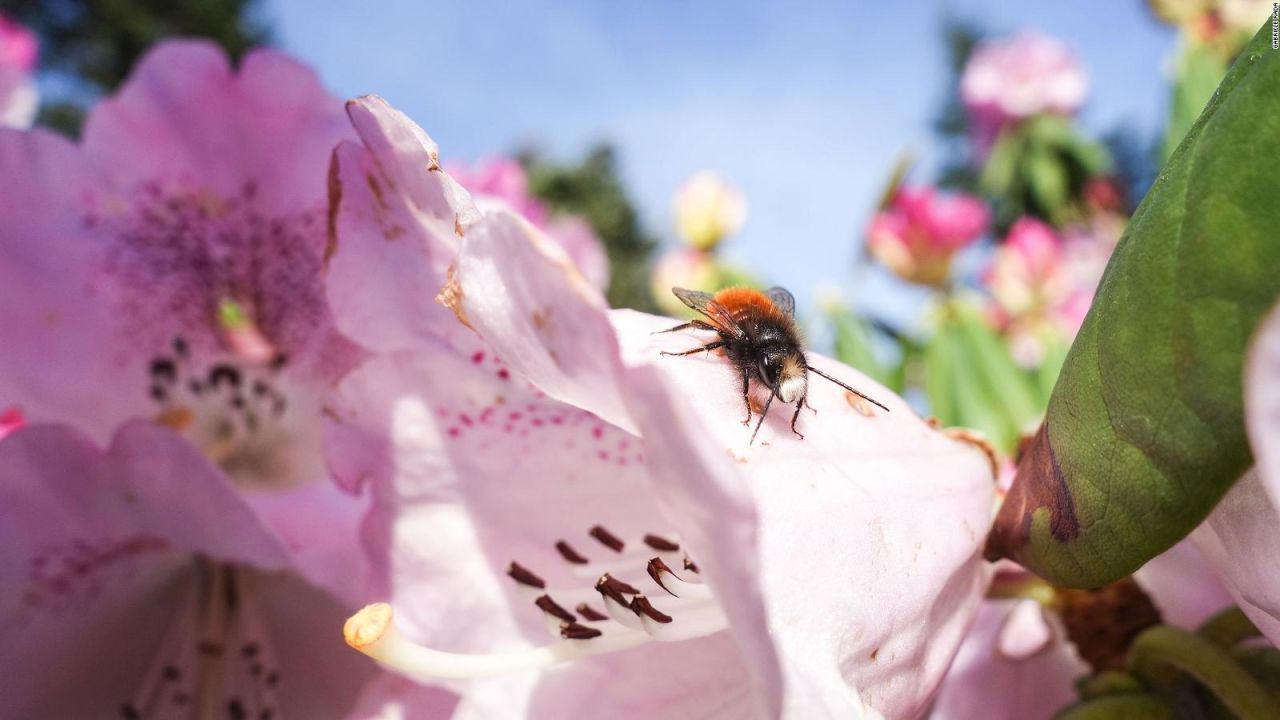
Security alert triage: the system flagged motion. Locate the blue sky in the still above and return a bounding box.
[268,0,1175,316]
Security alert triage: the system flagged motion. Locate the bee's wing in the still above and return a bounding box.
[670,287,746,339]
[765,287,796,318]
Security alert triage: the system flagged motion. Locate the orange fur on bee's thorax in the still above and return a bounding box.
[712,287,785,324]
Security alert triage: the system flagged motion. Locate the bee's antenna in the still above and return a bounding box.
[807,365,890,412]
[749,389,777,445]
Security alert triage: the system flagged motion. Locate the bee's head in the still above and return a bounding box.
[759,349,808,403]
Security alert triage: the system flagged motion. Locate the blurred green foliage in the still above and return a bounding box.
[520,145,659,312]
[3,0,271,136]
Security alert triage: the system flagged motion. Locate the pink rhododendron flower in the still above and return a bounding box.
[0,11,37,128]
[961,32,1087,158]
[866,186,989,286]
[323,98,997,718]
[1191,302,1280,645]
[0,422,403,717]
[984,217,1094,366]
[446,157,609,290]
[0,40,387,713]
[672,170,747,251]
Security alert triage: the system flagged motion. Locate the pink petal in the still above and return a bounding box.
[1133,539,1234,629]
[614,310,996,718]
[256,571,386,718]
[324,98,481,353]
[1191,472,1280,644]
[546,214,610,291]
[932,600,1087,720]
[1246,301,1280,515]
[0,421,291,716]
[454,209,635,432]
[996,599,1055,659]
[82,41,349,214]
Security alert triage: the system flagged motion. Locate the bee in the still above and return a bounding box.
[658,286,888,444]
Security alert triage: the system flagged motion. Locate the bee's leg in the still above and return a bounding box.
[652,320,718,335]
[805,396,817,415]
[660,340,726,358]
[789,397,806,440]
[740,368,752,425]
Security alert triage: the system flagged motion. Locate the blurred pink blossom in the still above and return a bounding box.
[0,41,386,714]
[983,217,1110,366]
[961,32,1088,158]
[445,157,609,290]
[0,11,37,128]
[325,97,998,719]
[867,186,989,286]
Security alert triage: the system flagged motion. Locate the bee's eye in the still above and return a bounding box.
[758,356,779,386]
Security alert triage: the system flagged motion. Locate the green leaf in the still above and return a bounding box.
[988,25,1280,586]
[924,304,1041,453]
[829,309,899,391]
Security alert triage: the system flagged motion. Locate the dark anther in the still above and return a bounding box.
[150,385,167,402]
[252,380,270,396]
[162,664,181,681]
[173,337,189,357]
[643,534,680,552]
[264,671,279,687]
[188,380,203,395]
[683,558,700,574]
[507,562,546,589]
[629,595,673,624]
[231,395,246,409]
[647,557,680,596]
[589,525,625,553]
[560,622,603,640]
[209,364,242,388]
[259,710,275,720]
[269,352,288,371]
[535,595,576,623]
[150,357,178,382]
[595,573,640,605]
[241,642,261,658]
[576,603,609,621]
[228,698,247,720]
[555,540,589,565]
[120,703,143,719]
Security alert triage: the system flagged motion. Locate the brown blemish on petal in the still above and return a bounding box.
[454,215,465,238]
[428,151,441,172]
[844,391,874,416]
[532,308,551,330]
[942,427,1000,480]
[435,264,473,330]
[870,647,880,661]
[985,423,1081,562]
[748,396,765,415]
[365,173,389,211]
[924,416,942,429]
[383,225,405,240]
[324,147,342,264]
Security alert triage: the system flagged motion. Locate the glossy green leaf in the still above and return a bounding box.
[988,25,1280,586]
